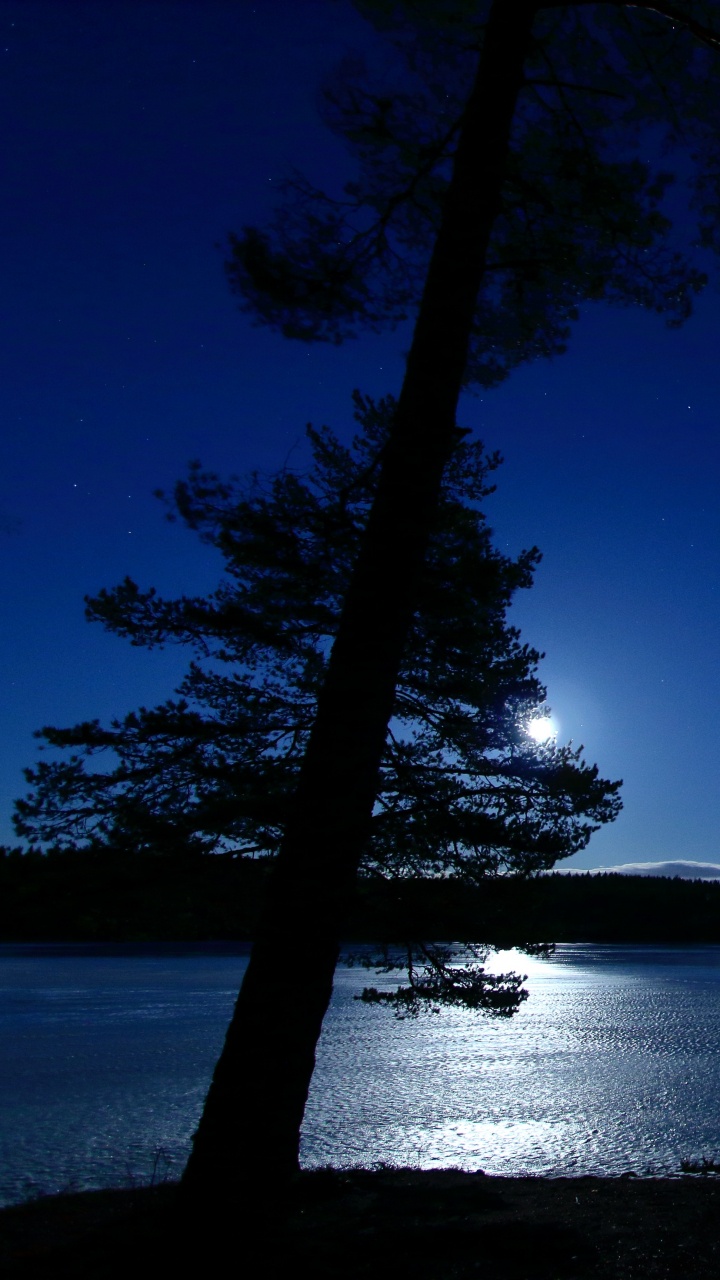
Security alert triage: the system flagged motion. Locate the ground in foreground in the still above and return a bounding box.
[1,1169,719,1278]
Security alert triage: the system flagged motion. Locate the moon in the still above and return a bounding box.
[526,715,557,743]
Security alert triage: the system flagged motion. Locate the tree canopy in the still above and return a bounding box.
[15,394,620,883]
[230,0,719,382]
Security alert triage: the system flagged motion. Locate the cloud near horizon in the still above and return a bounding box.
[560,860,720,880]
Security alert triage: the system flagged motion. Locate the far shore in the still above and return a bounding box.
[4,853,720,944]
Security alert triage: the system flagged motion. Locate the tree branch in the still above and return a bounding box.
[536,0,720,53]
[524,77,626,100]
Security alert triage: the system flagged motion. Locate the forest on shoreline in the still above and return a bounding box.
[2,847,719,944]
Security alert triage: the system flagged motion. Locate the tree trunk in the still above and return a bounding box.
[181,0,538,1206]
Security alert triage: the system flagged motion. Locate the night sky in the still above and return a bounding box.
[3,0,720,871]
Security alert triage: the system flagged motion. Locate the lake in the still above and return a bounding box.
[2,942,720,1207]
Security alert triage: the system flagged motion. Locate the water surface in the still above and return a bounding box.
[2,942,720,1205]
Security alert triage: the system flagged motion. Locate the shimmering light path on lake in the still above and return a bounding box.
[2,943,720,1205]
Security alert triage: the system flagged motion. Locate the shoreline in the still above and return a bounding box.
[3,1169,720,1277]
[5,858,720,946]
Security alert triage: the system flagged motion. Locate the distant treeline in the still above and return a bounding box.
[2,847,720,943]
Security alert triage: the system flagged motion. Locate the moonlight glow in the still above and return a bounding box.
[526,716,558,743]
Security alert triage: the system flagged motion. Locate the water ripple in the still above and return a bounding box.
[3,944,720,1203]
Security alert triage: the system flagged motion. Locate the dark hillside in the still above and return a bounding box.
[2,849,719,943]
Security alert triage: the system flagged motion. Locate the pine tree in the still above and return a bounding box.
[174,1,720,1202]
[17,394,619,890]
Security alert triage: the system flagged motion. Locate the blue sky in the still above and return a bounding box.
[2,1,720,869]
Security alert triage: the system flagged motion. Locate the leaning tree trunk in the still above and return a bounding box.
[181,0,538,1207]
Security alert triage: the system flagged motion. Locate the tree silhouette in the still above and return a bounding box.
[178,0,720,1202]
[17,394,619,887]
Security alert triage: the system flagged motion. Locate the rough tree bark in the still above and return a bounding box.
[181,0,538,1204]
